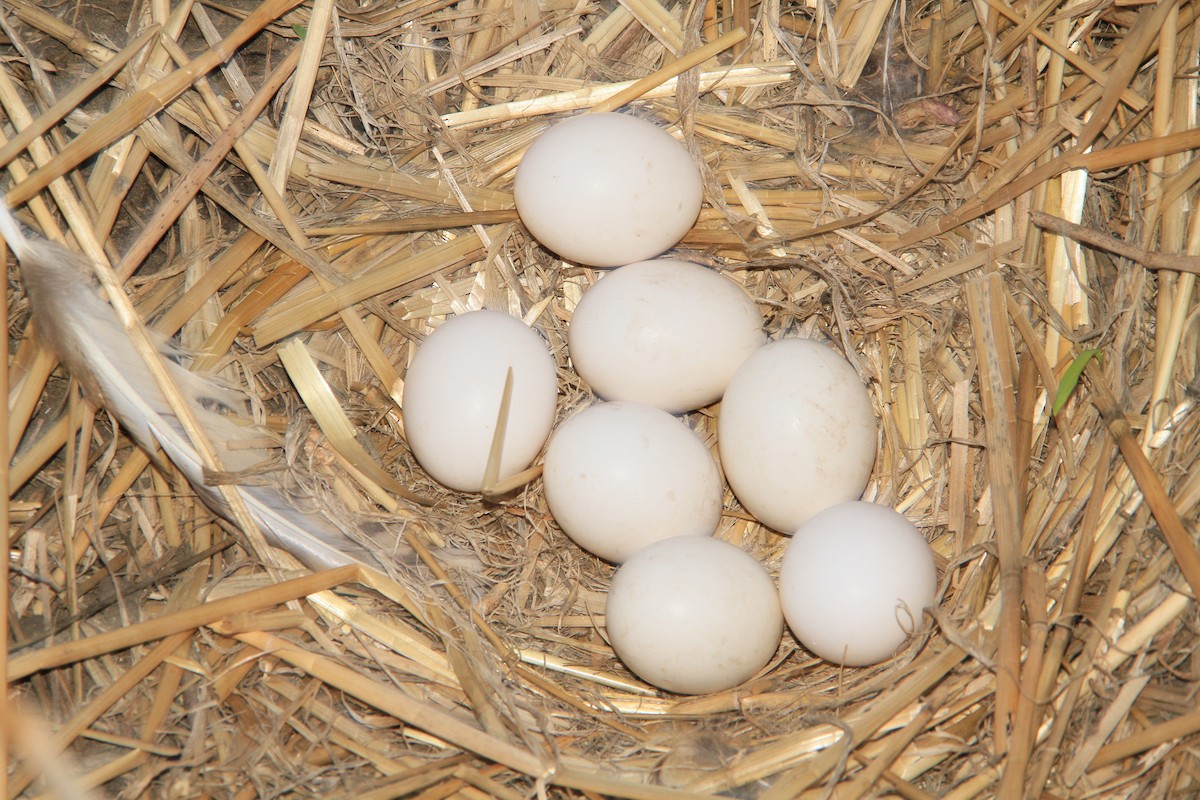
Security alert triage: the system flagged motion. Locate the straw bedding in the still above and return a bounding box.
[3,0,1200,797]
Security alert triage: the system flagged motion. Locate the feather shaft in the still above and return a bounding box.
[2,202,391,572]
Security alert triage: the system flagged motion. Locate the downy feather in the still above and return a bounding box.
[2,202,394,572]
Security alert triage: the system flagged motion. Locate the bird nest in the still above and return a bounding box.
[4,0,1200,798]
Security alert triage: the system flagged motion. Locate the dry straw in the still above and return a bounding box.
[3,0,1200,798]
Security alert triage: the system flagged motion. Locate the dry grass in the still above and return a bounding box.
[3,0,1200,797]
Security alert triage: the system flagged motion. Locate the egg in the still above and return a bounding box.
[514,112,703,267]
[718,338,876,533]
[543,402,722,563]
[779,502,937,666]
[567,259,765,412]
[402,309,558,492]
[606,536,783,694]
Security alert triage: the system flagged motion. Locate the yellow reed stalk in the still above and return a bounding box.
[996,563,1050,799]
[304,209,520,236]
[947,379,972,550]
[110,45,302,281]
[981,0,1147,113]
[151,231,264,336]
[842,705,935,797]
[898,319,931,488]
[1091,706,1200,770]
[836,0,896,90]
[77,729,180,758]
[0,174,7,800]
[156,37,305,241]
[266,0,334,198]
[558,4,635,77]
[50,53,305,573]
[895,239,1022,295]
[7,631,191,796]
[0,67,114,456]
[895,121,1200,248]
[1072,127,1200,172]
[356,760,469,800]
[0,25,159,170]
[252,232,486,346]
[420,24,584,96]
[1146,13,1197,441]
[732,646,967,798]
[1002,293,1076,473]
[442,62,794,128]
[299,159,513,209]
[516,649,655,694]
[126,565,206,793]
[964,273,1022,758]
[591,27,747,113]
[479,367,544,497]
[1085,360,1200,602]
[1029,211,1200,274]
[1149,222,1200,427]
[1063,671,1152,786]
[264,677,427,773]
[276,339,430,505]
[618,0,684,54]
[729,172,786,256]
[7,566,358,680]
[4,0,120,65]
[5,0,305,206]
[223,627,549,776]
[130,126,456,405]
[941,768,1001,800]
[894,0,1183,248]
[305,590,455,684]
[1042,163,1090,365]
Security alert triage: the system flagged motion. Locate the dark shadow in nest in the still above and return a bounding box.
[847,9,960,133]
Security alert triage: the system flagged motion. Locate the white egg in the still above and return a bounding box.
[779,502,937,666]
[402,310,558,492]
[606,536,783,694]
[514,113,703,267]
[543,402,722,563]
[567,259,765,413]
[718,338,876,533]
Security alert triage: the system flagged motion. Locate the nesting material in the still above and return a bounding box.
[3,0,1200,798]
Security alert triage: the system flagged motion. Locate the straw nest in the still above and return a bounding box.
[3,0,1200,797]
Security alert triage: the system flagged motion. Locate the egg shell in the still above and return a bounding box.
[567,259,765,413]
[606,536,783,695]
[402,310,558,492]
[543,401,723,563]
[514,113,703,267]
[718,338,876,533]
[779,501,937,666]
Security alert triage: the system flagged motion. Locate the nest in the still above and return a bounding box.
[4,0,1200,797]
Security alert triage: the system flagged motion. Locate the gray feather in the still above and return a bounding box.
[2,202,388,573]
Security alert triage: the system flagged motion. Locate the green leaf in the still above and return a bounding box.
[1053,349,1102,415]
[292,24,308,38]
